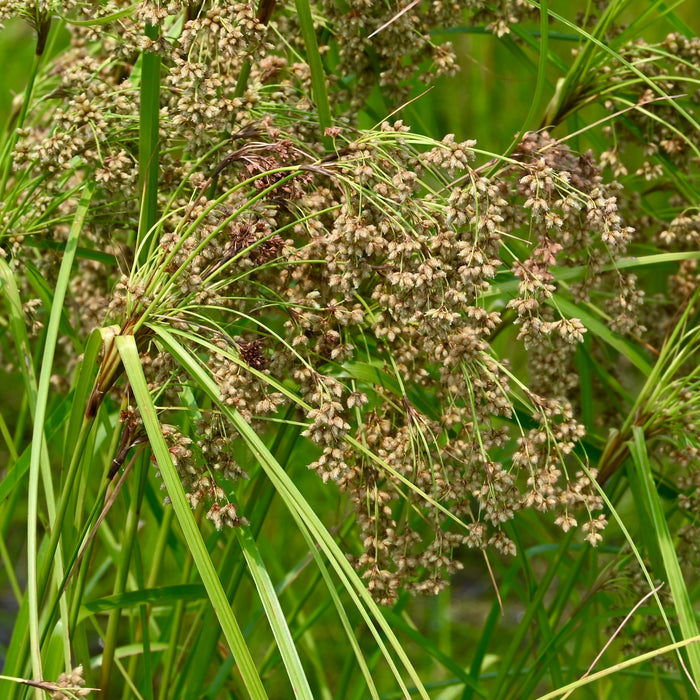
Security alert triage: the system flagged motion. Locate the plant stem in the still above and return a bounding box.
[99,452,149,694]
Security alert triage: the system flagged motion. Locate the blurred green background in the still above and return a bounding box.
[0,20,34,126]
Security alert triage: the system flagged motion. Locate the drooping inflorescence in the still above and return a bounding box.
[2,0,699,607]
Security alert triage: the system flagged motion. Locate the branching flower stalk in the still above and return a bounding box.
[86,162,317,421]
[89,117,640,595]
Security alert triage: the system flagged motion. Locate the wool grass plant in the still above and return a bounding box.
[1,1,700,698]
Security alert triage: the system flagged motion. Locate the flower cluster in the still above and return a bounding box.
[49,665,91,700]
[0,1,643,603]
[313,0,538,111]
[158,422,249,529]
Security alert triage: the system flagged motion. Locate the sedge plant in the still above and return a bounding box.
[0,1,700,699]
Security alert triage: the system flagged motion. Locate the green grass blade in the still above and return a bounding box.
[629,426,700,688]
[26,179,95,694]
[382,608,487,698]
[235,526,314,699]
[23,259,81,351]
[0,258,38,401]
[116,334,268,700]
[499,0,552,160]
[550,294,652,375]
[62,328,103,467]
[534,635,700,700]
[80,584,206,616]
[285,506,380,700]
[490,530,576,699]
[295,0,333,150]
[137,24,161,261]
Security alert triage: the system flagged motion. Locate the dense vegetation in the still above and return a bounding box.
[0,1,699,698]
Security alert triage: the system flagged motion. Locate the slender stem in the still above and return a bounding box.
[99,453,148,693]
[124,505,175,698]
[26,180,95,695]
[157,534,195,700]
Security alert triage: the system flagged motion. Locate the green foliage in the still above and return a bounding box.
[1,1,700,699]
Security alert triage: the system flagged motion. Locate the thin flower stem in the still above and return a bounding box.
[99,451,150,694]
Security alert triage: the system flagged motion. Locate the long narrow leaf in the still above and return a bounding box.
[26,179,95,692]
[116,334,268,700]
[235,526,314,699]
[295,0,332,150]
[629,426,700,687]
